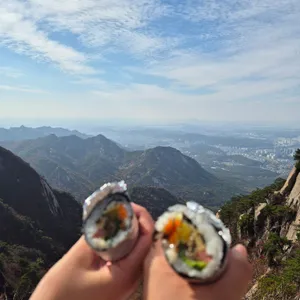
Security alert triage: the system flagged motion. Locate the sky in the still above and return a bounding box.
[0,0,299,126]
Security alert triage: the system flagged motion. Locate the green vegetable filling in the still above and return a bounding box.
[182,257,207,271]
[178,244,208,271]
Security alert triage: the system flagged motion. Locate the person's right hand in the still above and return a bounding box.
[143,241,252,300]
[30,203,154,300]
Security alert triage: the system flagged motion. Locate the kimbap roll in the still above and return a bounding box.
[154,201,231,284]
[82,181,139,262]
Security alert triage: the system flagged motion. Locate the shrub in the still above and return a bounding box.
[263,233,291,266]
[293,149,300,170]
[238,213,254,236]
[255,249,300,299]
[296,225,300,241]
[264,205,295,221]
[219,178,286,243]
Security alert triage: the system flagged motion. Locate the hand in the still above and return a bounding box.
[143,241,252,300]
[30,203,154,300]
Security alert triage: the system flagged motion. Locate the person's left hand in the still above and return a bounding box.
[30,203,154,300]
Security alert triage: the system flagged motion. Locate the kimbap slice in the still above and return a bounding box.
[155,203,231,283]
[82,181,139,261]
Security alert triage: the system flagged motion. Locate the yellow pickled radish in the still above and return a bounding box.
[177,221,193,243]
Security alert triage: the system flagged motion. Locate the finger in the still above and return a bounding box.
[217,244,253,298]
[66,205,154,270]
[64,236,104,269]
[233,244,249,258]
[131,202,153,220]
[144,238,169,275]
[124,204,154,266]
[148,238,165,257]
[66,204,150,269]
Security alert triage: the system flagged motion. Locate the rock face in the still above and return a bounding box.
[255,203,267,221]
[0,146,81,248]
[0,146,83,299]
[286,172,300,241]
[220,167,300,300]
[254,203,268,238]
[287,172,300,208]
[280,166,299,196]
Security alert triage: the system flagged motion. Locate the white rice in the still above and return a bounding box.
[155,209,224,280]
[85,200,132,249]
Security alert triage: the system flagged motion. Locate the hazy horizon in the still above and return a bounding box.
[1,0,299,123]
[1,118,300,133]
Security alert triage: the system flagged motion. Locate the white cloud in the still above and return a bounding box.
[0,0,96,74]
[124,0,300,111]
[0,0,173,74]
[27,0,172,56]
[0,66,23,78]
[71,77,108,86]
[0,84,46,93]
[0,0,299,122]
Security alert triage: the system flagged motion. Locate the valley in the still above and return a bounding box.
[1,131,242,208]
[0,125,299,299]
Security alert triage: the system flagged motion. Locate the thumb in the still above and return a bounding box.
[220,244,253,299]
[64,236,104,270]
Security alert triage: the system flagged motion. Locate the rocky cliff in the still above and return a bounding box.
[286,169,300,242]
[220,166,300,300]
[0,146,82,299]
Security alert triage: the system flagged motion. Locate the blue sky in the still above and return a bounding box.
[0,0,299,126]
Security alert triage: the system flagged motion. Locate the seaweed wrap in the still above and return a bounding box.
[82,181,139,262]
[154,201,231,283]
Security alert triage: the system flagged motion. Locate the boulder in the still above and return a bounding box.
[280,167,299,196]
[286,206,300,241]
[287,172,300,208]
[254,203,267,221]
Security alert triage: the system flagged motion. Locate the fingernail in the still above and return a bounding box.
[233,244,248,258]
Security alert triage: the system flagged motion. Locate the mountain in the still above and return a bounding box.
[2,134,124,200]
[0,146,82,299]
[121,146,216,186]
[3,135,240,206]
[219,164,300,299]
[96,127,273,149]
[121,146,239,206]
[0,146,82,246]
[0,125,89,142]
[101,128,279,192]
[0,145,189,299]
[129,186,183,218]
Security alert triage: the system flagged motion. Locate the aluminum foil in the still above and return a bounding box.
[83,180,128,222]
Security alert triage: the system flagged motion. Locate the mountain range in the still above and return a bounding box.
[0,145,186,299]
[2,134,242,207]
[0,126,89,141]
[0,145,82,299]
[1,132,299,299]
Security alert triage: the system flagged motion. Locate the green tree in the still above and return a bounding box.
[263,233,291,266]
[294,148,300,161]
[294,148,300,170]
[255,249,300,299]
